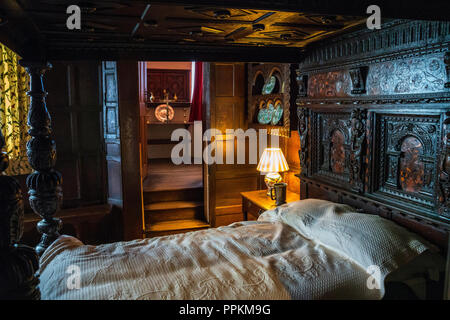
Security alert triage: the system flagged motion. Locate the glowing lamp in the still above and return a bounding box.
[256,148,289,196]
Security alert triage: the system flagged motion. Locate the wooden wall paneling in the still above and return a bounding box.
[204,62,258,227]
[117,61,145,240]
[34,62,105,209]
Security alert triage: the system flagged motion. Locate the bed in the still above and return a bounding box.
[36,199,444,300]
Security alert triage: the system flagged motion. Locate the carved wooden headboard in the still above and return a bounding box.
[295,20,450,248]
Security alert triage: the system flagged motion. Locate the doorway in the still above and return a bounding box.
[141,61,208,237]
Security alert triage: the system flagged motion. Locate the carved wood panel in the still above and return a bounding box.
[301,107,369,194]
[306,52,448,99]
[147,69,190,102]
[308,71,351,97]
[312,111,353,186]
[374,113,441,210]
[367,53,447,95]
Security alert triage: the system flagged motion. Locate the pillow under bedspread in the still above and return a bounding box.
[258,199,435,279]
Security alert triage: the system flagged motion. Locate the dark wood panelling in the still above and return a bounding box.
[42,61,106,207]
[215,65,235,97]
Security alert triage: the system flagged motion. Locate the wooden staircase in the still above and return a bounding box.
[142,160,209,237]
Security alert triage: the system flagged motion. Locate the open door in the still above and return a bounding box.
[203,62,256,227]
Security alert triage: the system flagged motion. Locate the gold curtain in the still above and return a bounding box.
[0,43,31,175]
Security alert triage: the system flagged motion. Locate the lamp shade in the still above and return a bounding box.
[256,148,289,173]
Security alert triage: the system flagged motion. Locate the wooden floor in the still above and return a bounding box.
[143,159,202,192]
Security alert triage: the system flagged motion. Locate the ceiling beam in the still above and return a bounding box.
[45,41,304,62]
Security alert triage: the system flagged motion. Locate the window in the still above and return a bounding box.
[0,43,31,175]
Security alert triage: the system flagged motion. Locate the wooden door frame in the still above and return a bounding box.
[138,62,148,180]
[116,60,145,240]
[202,62,215,226]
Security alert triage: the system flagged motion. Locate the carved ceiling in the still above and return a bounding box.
[1,0,450,61]
[19,1,365,48]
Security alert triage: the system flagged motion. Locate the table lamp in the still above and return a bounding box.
[257,147,289,196]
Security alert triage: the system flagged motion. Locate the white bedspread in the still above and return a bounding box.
[39,220,381,300]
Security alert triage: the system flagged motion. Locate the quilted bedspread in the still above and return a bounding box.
[39,220,382,300]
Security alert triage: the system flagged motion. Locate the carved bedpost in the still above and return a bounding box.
[0,130,40,300]
[19,61,62,256]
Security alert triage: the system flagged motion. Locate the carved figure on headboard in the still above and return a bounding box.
[297,107,309,176]
[349,66,367,94]
[349,108,367,192]
[296,73,308,97]
[0,130,40,300]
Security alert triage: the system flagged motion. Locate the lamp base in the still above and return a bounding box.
[264,172,282,196]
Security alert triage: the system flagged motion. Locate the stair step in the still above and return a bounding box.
[144,200,203,211]
[144,219,210,237]
[147,139,178,145]
[144,200,204,223]
[143,187,203,203]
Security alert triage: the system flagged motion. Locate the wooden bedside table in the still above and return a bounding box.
[241,189,299,221]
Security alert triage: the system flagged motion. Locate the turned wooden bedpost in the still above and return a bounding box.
[20,61,63,256]
[0,130,40,299]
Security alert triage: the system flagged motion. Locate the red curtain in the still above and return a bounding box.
[189,61,203,122]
